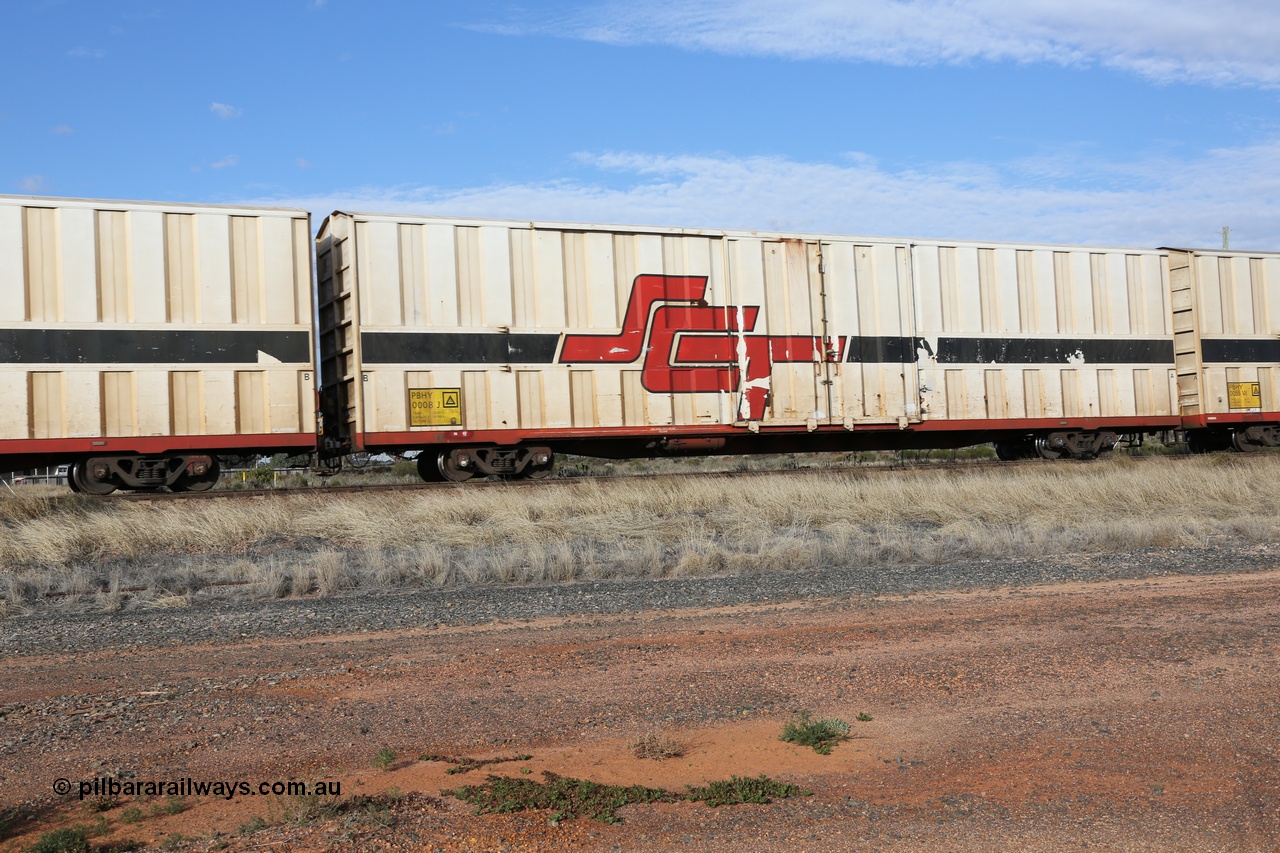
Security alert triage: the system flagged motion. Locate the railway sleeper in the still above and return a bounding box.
[69,454,220,495]
[418,445,554,483]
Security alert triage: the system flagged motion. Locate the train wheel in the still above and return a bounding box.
[994,440,1034,461]
[416,453,446,482]
[523,450,556,479]
[1033,436,1064,460]
[71,460,118,496]
[1231,431,1261,453]
[1188,430,1230,454]
[438,452,476,483]
[171,458,221,492]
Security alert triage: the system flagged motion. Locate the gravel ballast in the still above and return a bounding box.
[4,543,1275,656]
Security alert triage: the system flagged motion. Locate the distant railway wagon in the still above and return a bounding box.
[1166,249,1280,451]
[2,194,1278,492]
[0,196,316,493]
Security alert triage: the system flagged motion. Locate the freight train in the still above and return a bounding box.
[1,194,1277,493]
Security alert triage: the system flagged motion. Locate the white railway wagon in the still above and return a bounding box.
[0,195,316,493]
[912,241,1178,459]
[316,212,1182,479]
[3,195,1274,493]
[1168,247,1280,452]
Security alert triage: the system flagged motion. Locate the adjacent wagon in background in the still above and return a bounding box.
[0,195,316,493]
[1167,248,1280,452]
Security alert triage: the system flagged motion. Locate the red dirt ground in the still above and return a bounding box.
[3,569,1279,851]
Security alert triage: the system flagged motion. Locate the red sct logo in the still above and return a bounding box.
[559,274,843,421]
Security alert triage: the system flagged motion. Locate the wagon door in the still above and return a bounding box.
[824,241,917,426]
[724,238,834,427]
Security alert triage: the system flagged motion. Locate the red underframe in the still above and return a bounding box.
[1181,413,1280,428]
[6,413,1275,463]
[356,414,1211,452]
[1,434,316,458]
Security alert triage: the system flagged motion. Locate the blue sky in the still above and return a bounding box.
[5,0,1280,248]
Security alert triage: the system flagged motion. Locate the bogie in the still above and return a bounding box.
[412,446,555,483]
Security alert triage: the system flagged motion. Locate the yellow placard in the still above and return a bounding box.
[409,388,462,426]
[1227,382,1262,410]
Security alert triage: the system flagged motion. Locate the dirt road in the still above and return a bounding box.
[3,567,1279,851]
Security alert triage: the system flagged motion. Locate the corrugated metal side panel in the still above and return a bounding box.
[737,238,823,424]
[0,197,314,444]
[170,372,203,435]
[852,242,910,422]
[915,245,1174,423]
[762,240,818,422]
[1186,250,1280,415]
[0,204,25,322]
[165,213,198,323]
[29,372,64,438]
[101,372,136,436]
[337,212,1199,442]
[659,233,728,426]
[347,216,874,436]
[126,210,168,324]
[343,220,743,436]
[98,211,130,321]
[25,207,59,322]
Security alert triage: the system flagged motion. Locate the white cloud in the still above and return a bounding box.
[19,176,45,192]
[492,0,1280,87]
[67,47,106,59]
[296,157,313,169]
[211,155,238,169]
[254,142,1280,250]
[210,102,242,119]
[51,125,73,135]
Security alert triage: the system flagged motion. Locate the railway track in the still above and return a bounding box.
[103,448,1192,503]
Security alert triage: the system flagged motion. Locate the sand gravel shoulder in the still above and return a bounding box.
[2,559,1279,851]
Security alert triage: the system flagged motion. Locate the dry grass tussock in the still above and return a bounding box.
[2,454,1278,613]
[630,729,688,760]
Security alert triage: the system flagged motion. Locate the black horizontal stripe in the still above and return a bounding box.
[847,336,929,364]
[0,328,311,365]
[360,331,561,364]
[846,336,1173,365]
[361,330,1179,367]
[934,337,1174,365]
[1201,338,1280,363]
